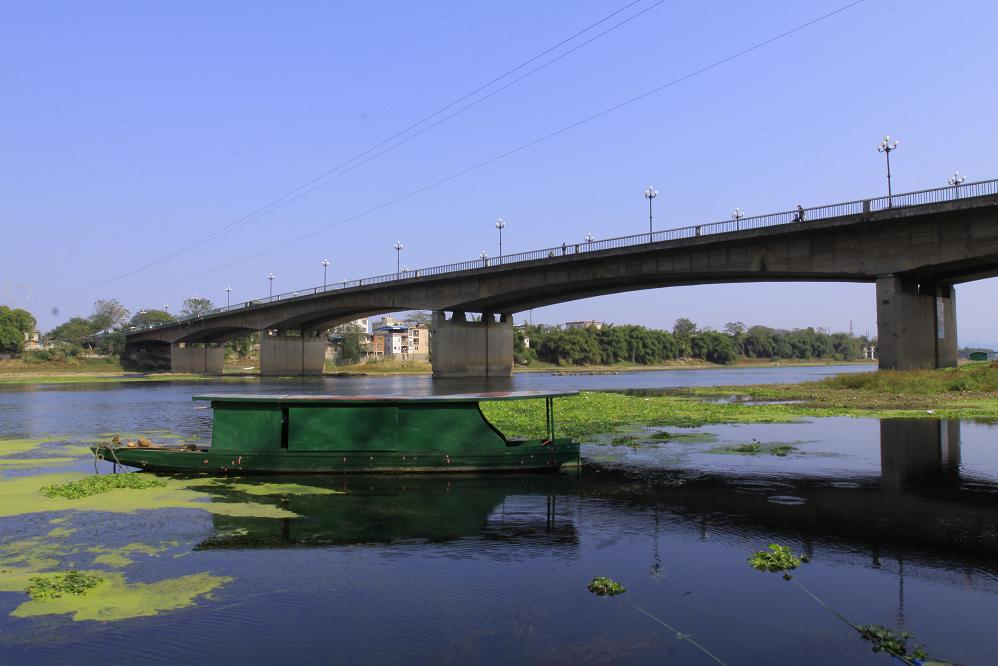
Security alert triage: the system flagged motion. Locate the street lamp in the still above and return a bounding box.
[163,303,170,314]
[321,259,330,288]
[495,217,505,256]
[225,286,231,307]
[732,208,744,230]
[585,232,595,245]
[393,241,403,273]
[876,135,900,204]
[267,272,275,298]
[644,186,658,241]
[480,250,489,267]
[948,170,965,197]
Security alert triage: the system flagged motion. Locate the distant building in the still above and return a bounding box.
[564,320,604,330]
[23,331,45,351]
[369,321,431,361]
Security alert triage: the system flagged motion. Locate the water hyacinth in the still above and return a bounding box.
[587,576,626,596]
[40,474,166,499]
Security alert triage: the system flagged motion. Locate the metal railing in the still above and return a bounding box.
[130,178,998,333]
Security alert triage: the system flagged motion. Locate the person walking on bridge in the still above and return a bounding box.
[794,204,806,223]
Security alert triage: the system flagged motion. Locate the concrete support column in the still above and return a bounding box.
[260,329,326,376]
[876,276,957,370]
[430,310,513,378]
[170,343,224,374]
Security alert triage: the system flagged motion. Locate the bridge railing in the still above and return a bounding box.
[130,178,998,333]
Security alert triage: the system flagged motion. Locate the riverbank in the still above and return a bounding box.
[684,361,998,415]
[481,364,998,438]
[0,357,873,384]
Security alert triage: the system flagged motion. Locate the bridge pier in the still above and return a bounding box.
[260,329,326,376]
[170,343,224,374]
[430,311,513,378]
[876,276,957,370]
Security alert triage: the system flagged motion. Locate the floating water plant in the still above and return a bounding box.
[587,576,626,596]
[748,543,809,577]
[586,575,728,664]
[25,571,103,600]
[40,474,166,499]
[746,544,942,665]
[857,625,928,662]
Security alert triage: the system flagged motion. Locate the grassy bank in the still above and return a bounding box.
[512,358,873,373]
[685,362,998,416]
[326,359,432,374]
[0,356,124,375]
[482,365,998,438]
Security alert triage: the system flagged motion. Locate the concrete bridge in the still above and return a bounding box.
[125,179,998,376]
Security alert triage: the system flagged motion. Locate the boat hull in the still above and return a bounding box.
[93,439,580,474]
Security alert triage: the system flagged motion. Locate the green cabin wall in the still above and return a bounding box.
[284,402,505,453]
[211,403,284,453]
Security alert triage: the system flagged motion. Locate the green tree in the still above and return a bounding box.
[333,323,365,364]
[96,330,126,356]
[130,309,172,327]
[225,332,258,358]
[48,317,98,348]
[0,306,37,353]
[90,299,129,333]
[672,317,698,338]
[181,296,215,316]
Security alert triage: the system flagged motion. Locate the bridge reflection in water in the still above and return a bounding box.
[195,419,994,566]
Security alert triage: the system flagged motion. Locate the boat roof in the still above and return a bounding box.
[193,390,578,404]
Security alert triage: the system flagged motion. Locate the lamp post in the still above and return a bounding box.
[163,303,170,315]
[321,259,330,288]
[225,286,231,307]
[480,250,489,267]
[584,232,595,246]
[267,272,275,298]
[732,208,744,230]
[393,241,403,273]
[877,136,900,204]
[948,171,965,199]
[495,217,505,256]
[644,186,658,241]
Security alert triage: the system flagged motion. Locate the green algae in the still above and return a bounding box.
[0,457,77,469]
[0,472,297,520]
[221,482,345,496]
[0,437,66,457]
[8,570,233,622]
[91,543,175,568]
[46,527,77,538]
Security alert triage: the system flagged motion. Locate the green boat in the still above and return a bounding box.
[92,391,580,474]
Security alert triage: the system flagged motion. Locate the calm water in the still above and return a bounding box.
[2,364,997,665]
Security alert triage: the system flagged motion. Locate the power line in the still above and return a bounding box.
[118,0,868,301]
[58,0,655,296]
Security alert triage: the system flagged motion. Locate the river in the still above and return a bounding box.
[1,363,995,665]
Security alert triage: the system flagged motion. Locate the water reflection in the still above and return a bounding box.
[189,419,997,570]
[196,475,579,552]
[880,418,962,488]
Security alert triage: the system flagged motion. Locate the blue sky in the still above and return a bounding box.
[2,0,996,345]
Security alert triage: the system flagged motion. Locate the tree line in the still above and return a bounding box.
[515,319,872,366]
[15,296,218,359]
